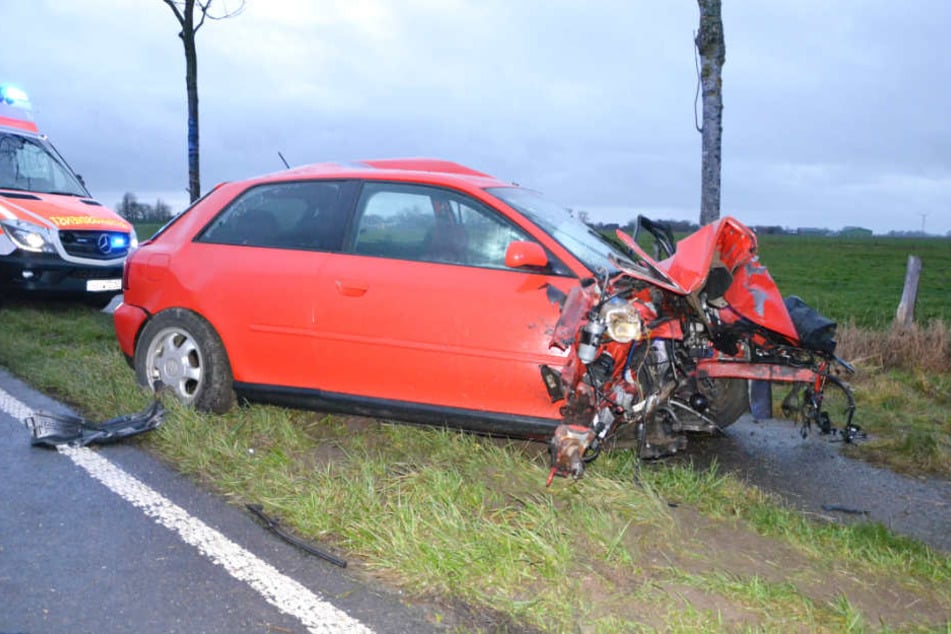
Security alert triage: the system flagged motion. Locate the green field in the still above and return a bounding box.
[756,235,949,328]
[134,221,167,240]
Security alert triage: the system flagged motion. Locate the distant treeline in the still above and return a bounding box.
[115,192,174,222]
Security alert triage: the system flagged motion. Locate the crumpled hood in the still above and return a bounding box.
[0,191,131,232]
[612,216,799,343]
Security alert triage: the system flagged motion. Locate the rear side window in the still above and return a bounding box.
[350,182,536,270]
[198,181,348,251]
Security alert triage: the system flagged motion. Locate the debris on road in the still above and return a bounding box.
[24,400,164,447]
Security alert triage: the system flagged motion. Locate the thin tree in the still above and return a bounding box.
[695,0,725,226]
[161,0,245,203]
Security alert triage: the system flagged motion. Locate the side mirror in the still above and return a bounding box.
[504,241,548,269]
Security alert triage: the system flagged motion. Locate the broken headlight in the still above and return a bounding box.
[603,301,643,343]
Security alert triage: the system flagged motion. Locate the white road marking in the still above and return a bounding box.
[0,386,373,634]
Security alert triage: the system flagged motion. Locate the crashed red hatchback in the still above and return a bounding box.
[115,159,854,482]
[116,159,591,434]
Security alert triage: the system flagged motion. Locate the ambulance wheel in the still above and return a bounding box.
[134,308,236,413]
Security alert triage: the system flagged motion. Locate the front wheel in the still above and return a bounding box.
[134,308,236,414]
[673,377,749,432]
[702,378,750,428]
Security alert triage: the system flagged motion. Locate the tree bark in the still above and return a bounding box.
[163,0,245,204]
[182,5,201,203]
[696,0,725,226]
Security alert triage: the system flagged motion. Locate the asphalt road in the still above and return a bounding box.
[678,415,951,553]
[0,368,438,634]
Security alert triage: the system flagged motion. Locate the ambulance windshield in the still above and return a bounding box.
[0,131,88,196]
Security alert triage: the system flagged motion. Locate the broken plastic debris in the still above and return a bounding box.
[24,400,165,447]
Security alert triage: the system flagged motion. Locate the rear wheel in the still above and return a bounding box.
[134,308,236,414]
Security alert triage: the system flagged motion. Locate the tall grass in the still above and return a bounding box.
[833,320,951,478]
[839,320,950,374]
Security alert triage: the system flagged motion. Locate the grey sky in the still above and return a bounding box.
[3,0,948,234]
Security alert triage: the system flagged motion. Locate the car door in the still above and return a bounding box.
[314,181,576,421]
[182,179,355,388]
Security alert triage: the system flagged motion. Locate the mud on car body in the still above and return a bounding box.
[0,84,136,298]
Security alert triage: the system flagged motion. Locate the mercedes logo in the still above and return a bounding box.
[97,233,113,255]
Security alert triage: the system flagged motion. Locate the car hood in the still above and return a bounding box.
[611,216,800,342]
[0,191,132,232]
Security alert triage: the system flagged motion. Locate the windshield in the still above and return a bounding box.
[0,132,88,196]
[486,186,631,274]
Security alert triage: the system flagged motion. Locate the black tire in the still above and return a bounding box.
[134,308,236,414]
[674,377,749,431]
[703,378,750,428]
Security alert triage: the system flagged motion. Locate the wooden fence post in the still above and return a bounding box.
[895,255,922,329]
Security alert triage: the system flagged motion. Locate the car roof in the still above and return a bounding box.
[253,157,515,192]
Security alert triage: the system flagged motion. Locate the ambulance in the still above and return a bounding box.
[0,84,136,299]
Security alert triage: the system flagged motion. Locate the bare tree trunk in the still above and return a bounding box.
[182,13,201,203]
[696,0,725,226]
[162,0,244,204]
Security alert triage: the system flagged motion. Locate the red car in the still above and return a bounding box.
[115,158,622,438]
[116,158,859,481]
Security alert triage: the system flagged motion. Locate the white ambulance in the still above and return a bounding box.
[0,84,136,299]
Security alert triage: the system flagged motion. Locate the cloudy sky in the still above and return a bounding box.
[3,0,948,234]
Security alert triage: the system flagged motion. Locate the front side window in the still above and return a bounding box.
[487,186,633,274]
[198,180,347,251]
[351,182,541,270]
[0,132,87,196]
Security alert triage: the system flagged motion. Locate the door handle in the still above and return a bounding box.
[336,279,368,297]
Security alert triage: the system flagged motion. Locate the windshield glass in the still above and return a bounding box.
[0,132,88,196]
[486,186,631,273]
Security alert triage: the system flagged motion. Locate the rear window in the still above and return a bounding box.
[198,181,348,251]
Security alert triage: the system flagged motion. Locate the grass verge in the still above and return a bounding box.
[0,297,949,631]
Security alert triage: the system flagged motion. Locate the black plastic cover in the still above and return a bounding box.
[784,295,837,354]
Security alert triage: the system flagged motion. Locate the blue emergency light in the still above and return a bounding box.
[0,84,37,132]
[110,234,129,250]
[0,84,30,107]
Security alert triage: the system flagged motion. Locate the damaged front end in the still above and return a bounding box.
[544,277,689,482]
[542,216,857,484]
